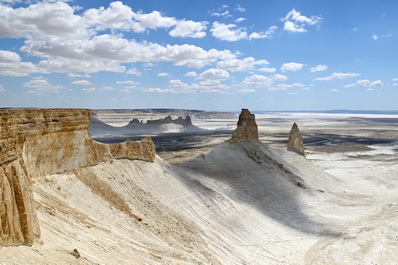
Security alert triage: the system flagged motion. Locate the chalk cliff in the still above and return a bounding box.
[0,109,155,246]
[287,122,305,156]
[229,109,259,142]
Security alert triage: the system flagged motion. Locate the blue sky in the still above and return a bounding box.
[0,0,397,111]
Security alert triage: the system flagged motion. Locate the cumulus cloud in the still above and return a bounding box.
[0,50,45,76]
[217,57,269,72]
[211,22,277,41]
[211,22,247,41]
[199,68,230,80]
[235,17,246,23]
[184,71,197,77]
[169,20,207,38]
[158,72,170,77]
[248,26,278,39]
[72,80,93,86]
[310,64,327,72]
[241,74,287,89]
[269,83,305,91]
[344,79,384,89]
[281,62,304,72]
[282,9,322,33]
[22,34,235,71]
[314,72,361,81]
[101,86,116,90]
[82,87,96,93]
[116,80,138,85]
[67,73,91,78]
[24,77,64,95]
[257,67,276,73]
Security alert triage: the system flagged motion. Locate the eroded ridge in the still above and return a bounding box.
[0,108,155,246]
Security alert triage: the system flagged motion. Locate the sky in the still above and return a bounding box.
[0,0,398,111]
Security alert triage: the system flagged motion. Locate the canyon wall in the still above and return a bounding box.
[0,109,155,246]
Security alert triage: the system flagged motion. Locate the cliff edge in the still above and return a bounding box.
[0,109,155,246]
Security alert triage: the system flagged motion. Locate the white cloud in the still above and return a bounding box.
[199,68,230,80]
[158,72,170,77]
[281,62,304,72]
[310,64,327,72]
[0,1,87,39]
[238,88,256,93]
[126,67,142,76]
[0,85,6,92]
[168,79,192,91]
[235,5,246,12]
[257,67,276,73]
[372,34,378,40]
[217,57,269,72]
[272,74,288,82]
[67,73,91,78]
[248,25,278,39]
[282,9,322,33]
[269,83,305,91]
[314,72,360,81]
[0,50,45,76]
[211,22,277,41]
[235,17,246,23]
[211,22,247,41]
[82,87,96,93]
[191,80,230,93]
[184,71,198,77]
[101,86,116,90]
[23,34,235,70]
[331,89,340,92]
[134,10,176,30]
[83,1,140,32]
[24,77,64,95]
[116,80,139,85]
[209,6,232,18]
[241,74,287,89]
[72,79,93,86]
[169,20,207,38]
[344,79,384,88]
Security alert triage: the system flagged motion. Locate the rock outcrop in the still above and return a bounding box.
[146,115,193,126]
[229,109,258,142]
[287,122,305,156]
[0,109,155,246]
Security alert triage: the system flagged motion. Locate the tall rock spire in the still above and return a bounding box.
[229,109,259,142]
[287,122,305,156]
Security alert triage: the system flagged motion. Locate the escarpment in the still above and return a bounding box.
[0,109,155,246]
[229,109,259,142]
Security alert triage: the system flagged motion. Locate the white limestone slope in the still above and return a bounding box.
[1,140,397,264]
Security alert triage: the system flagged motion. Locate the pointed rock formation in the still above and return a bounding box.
[229,109,258,142]
[287,122,305,156]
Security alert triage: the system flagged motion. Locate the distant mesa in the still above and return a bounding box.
[287,122,305,157]
[89,114,198,137]
[229,109,259,142]
[136,115,192,126]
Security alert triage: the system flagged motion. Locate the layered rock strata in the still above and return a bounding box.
[287,122,305,156]
[229,109,259,142]
[0,109,155,246]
